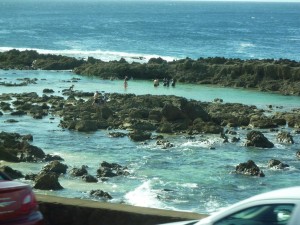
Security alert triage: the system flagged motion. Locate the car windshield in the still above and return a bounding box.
[215,204,295,225]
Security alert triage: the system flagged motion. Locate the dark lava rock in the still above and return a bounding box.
[0,165,24,179]
[34,171,63,190]
[245,130,274,148]
[276,131,294,144]
[44,154,64,162]
[236,160,265,177]
[69,165,88,177]
[42,160,68,174]
[267,159,289,169]
[82,174,98,183]
[97,161,129,178]
[90,189,112,200]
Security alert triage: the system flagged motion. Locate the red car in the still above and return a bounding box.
[0,172,44,225]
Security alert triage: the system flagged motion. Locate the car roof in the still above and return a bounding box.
[213,186,300,217]
[244,186,300,202]
[0,180,29,189]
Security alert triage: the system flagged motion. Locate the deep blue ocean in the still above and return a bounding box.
[0,0,300,215]
[0,0,300,61]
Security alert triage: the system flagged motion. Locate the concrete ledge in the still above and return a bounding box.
[37,194,207,225]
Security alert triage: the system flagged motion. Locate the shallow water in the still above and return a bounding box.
[1,70,300,214]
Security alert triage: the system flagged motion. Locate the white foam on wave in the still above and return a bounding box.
[124,180,165,208]
[181,136,221,149]
[236,42,256,55]
[240,42,255,48]
[179,182,198,188]
[0,47,177,63]
[204,195,225,214]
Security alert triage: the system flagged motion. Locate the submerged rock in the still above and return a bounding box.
[276,131,294,144]
[0,165,24,179]
[128,130,151,141]
[268,159,289,169]
[82,174,98,183]
[97,161,129,178]
[236,160,265,177]
[90,189,112,200]
[69,165,88,177]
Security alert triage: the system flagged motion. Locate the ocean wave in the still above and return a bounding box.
[124,179,165,208]
[236,42,256,55]
[179,182,199,189]
[0,46,177,63]
[203,195,225,214]
[181,136,222,149]
[240,42,255,48]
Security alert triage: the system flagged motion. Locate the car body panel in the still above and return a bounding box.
[159,186,300,225]
[0,181,30,219]
[0,172,44,225]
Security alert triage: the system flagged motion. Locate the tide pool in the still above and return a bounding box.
[0,69,300,214]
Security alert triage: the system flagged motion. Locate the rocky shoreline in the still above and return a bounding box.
[1,49,300,96]
[0,49,300,208]
[0,85,299,194]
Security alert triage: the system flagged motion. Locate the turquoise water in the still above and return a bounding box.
[1,70,299,109]
[1,70,300,214]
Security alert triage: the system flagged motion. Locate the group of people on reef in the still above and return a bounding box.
[93,76,129,106]
[153,77,176,87]
[92,75,177,106]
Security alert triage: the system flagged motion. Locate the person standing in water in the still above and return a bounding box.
[171,78,176,87]
[124,76,128,89]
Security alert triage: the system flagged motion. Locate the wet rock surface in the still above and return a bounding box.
[245,130,274,148]
[0,83,299,192]
[33,171,64,190]
[235,160,265,177]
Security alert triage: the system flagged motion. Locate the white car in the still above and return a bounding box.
[160,186,300,225]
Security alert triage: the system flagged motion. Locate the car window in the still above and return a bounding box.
[0,172,10,180]
[0,173,5,180]
[214,204,294,225]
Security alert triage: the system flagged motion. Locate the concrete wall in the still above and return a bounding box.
[37,194,207,225]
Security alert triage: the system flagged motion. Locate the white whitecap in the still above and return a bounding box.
[181,137,221,149]
[204,196,224,214]
[180,182,198,188]
[124,180,165,208]
[240,42,255,48]
[0,47,176,63]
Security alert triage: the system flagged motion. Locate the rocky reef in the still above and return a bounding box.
[0,88,299,199]
[1,50,300,202]
[0,90,299,139]
[1,49,300,96]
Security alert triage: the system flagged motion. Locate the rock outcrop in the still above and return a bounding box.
[235,160,265,177]
[245,130,274,148]
[34,171,63,190]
